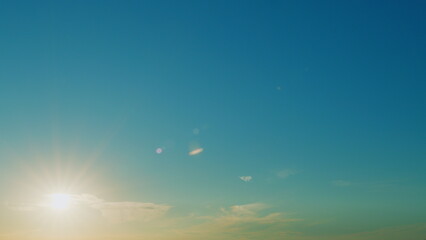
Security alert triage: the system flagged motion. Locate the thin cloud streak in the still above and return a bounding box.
[6,193,171,223]
[189,148,204,156]
[277,169,298,179]
[331,180,353,187]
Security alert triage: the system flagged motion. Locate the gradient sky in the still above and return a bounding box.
[1,1,426,239]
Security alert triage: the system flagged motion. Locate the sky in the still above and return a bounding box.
[0,0,426,239]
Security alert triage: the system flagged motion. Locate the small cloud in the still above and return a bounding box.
[156,147,163,154]
[189,148,203,156]
[277,169,298,179]
[332,180,352,187]
[239,176,252,182]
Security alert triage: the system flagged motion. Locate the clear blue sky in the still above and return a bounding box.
[0,1,425,239]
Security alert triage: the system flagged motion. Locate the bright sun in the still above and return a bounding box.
[48,193,72,211]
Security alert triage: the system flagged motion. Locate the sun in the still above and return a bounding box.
[48,193,72,211]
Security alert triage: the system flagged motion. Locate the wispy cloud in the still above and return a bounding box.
[239,176,252,182]
[331,179,403,192]
[73,194,171,223]
[4,202,37,212]
[175,203,301,240]
[96,201,171,223]
[216,205,296,226]
[277,169,298,179]
[6,193,171,224]
[295,223,426,240]
[228,203,266,216]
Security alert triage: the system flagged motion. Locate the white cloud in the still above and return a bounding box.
[239,176,252,182]
[229,203,267,216]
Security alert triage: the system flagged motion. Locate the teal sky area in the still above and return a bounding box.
[0,1,426,239]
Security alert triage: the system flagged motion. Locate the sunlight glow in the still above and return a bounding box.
[48,193,72,211]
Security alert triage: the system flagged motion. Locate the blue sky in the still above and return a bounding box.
[0,1,426,239]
